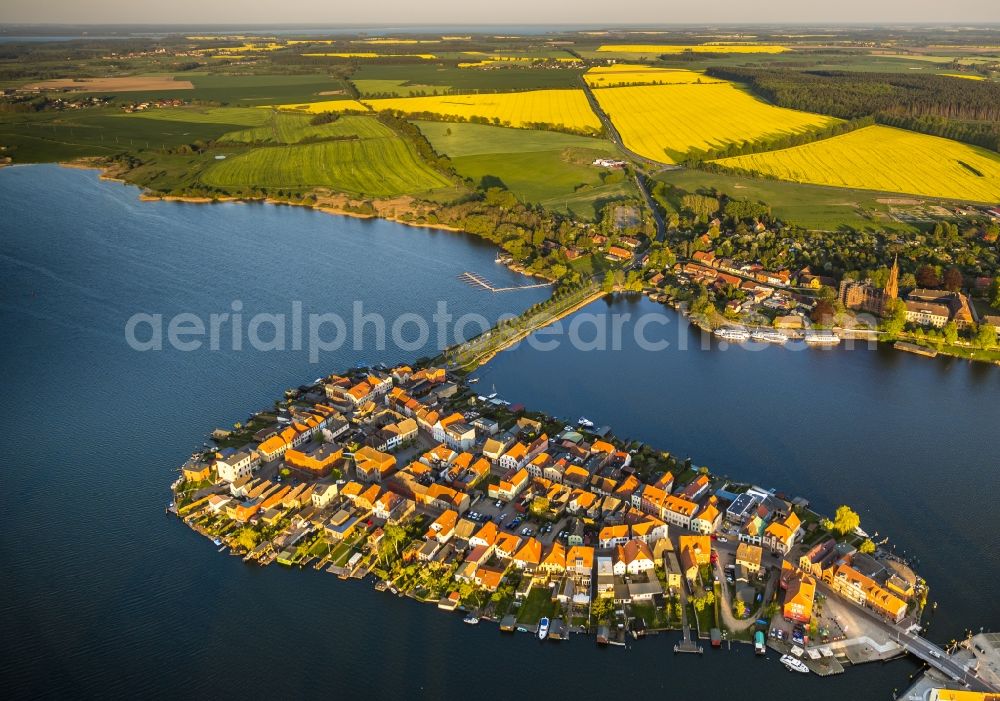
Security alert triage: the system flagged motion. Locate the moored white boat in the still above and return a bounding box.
[714,327,750,342]
[537,617,550,640]
[577,417,594,428]
[463,614,480,625]
[804,331,840,345]
[780,654,810,673]
[750,329,788,344]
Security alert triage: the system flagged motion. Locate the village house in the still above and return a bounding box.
[490,468,529,502]
[566,545,594,579]
[599,523,631,549]
[310,483,339,509]
[828,564,908,622]
[498,442,529,472]
[493,532,522,561]
[663,495,699,530]
[762,511,802,555]
[690,497,722,535]
[353,445,397,483]
[783,571,817,623]
[285,443,342,477]
[538,542,567,576]
[426,509,459,544]
[613,539,655,575]
[216,448,261,483]
[680,475,711,502]
[512,537,543,571]
[735,542,763,574]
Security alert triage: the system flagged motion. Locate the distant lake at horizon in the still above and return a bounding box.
[1,165,996,699]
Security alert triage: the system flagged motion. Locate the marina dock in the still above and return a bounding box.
[457,271,551,293]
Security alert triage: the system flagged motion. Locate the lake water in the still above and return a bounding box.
[1,165,995,699]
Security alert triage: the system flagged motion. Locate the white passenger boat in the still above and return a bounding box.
[537,617,550,640]
[750,329,788,344]
[463,614,480,625]
[714,327,750,342]
[780,654,810,673]
[577,417,594,428]
[804,331,840,345]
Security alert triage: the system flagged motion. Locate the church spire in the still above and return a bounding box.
[884,255,899,301]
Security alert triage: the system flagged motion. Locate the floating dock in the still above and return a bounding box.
[457,271,550,293]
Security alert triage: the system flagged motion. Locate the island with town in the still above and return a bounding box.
[169,362,999,698]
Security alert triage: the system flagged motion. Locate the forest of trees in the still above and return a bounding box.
[706,67,1000,151]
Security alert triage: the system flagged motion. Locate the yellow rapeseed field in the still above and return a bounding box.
[597,44,788,54]
[584,65,723,87]
[594,83,837,163]
[271,99,370,113]
[713,125,1000,203]
[363,89,602,133]
[938,73,986,80]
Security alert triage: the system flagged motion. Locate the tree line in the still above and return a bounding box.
[705,67,1000,152]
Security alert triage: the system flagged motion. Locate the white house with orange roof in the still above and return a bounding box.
[498,442,529,472]
[538,542,567,575]
[566,545,595,578]
[493,532,522,561]
[469,521,498,551]
[426,509,458,543]
[630,518,669,545]
[613,539,655,576]
[762,511,802,555]
[598,523,631,549]
[491,468,529,502]
[512,537,543,571]
[690,498,722,535]
[663,494,699,530]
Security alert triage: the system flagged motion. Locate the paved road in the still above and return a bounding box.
[579,78,668,242]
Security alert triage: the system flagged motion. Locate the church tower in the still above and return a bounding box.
[884,256,899,301]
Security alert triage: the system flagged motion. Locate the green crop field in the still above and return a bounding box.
[352,79,446,97]
[115,73,354,105]
[121,107,272,126]
[417,121,634,219]
[0,109,257,163]
[219,113,392,144]
[350,64,585,93]
[203,121,453,196]
[417,120,617,157]
[16,73,356,106]
[655,168,924,232]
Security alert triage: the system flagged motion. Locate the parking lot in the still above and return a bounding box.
[464,497,574,545]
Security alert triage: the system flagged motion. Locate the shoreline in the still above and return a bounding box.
[57,159,558,285]
[51,160,998,366]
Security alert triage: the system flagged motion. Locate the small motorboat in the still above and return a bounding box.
[577,417,594,428]
[780,654,810,673]
[537,617,550,641]
[463,614,480,625]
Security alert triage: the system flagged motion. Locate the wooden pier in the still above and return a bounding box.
[457,271,551,293]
